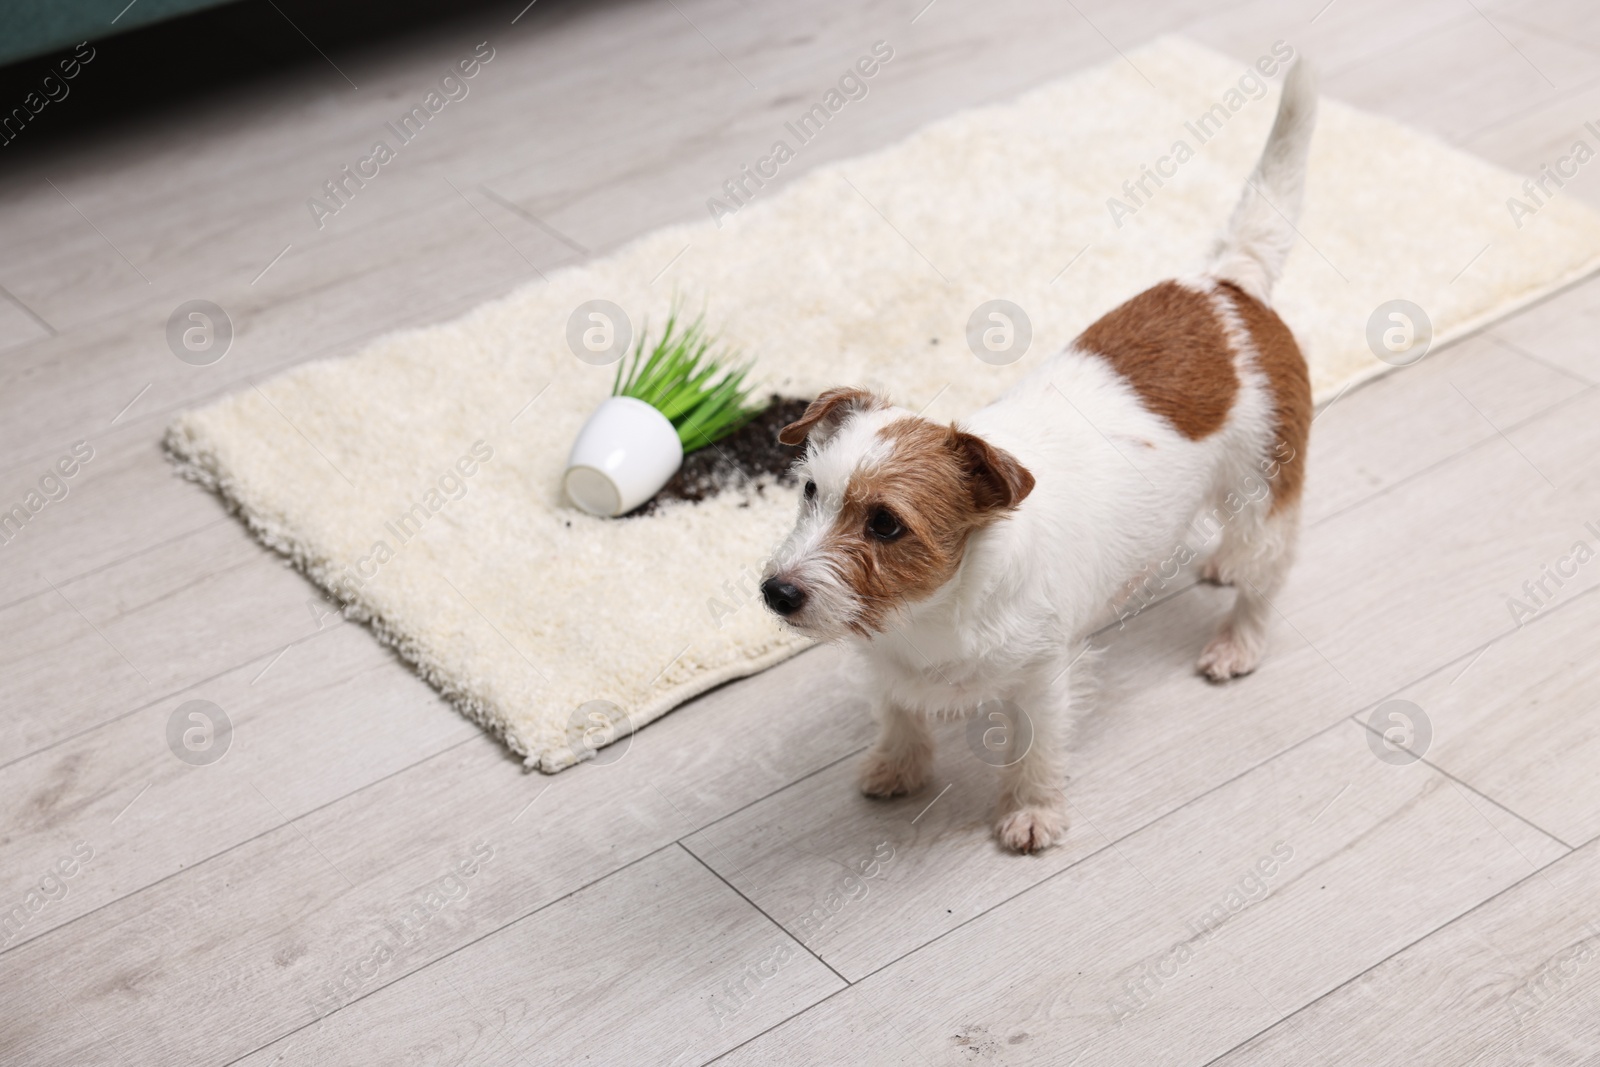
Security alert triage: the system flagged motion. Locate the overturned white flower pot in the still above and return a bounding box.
[563,396,684,517]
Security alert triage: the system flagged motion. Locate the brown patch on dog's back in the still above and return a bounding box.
[829,417,1033,634]
[1217,280,1311,513]
[1077,280,1239,440]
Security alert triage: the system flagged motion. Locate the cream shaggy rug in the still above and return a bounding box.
[167,36,1600,771]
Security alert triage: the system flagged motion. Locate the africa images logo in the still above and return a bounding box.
[705,40,894,227]
[0,441,95,547]
[1,842,95,948]
[306,43,496,229]
[309,842,496,1016]
[1,41,96,148]
[1105,41,1295,229]
[328,440,493,603]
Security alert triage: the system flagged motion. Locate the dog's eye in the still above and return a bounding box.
[867,508,903,541]
[804,480,817,500]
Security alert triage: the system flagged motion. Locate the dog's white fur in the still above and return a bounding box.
[764,62,1318,852]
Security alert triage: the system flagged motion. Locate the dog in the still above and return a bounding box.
[760,61,1317,853]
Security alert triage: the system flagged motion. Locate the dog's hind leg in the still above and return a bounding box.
[1196,499,1300,681]
[1201,206,1312,679]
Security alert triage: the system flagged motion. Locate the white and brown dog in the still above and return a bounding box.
[761,63,1317,852]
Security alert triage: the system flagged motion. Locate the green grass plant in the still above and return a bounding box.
[612,307,765,451]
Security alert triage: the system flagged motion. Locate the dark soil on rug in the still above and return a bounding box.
[625,395,810,517]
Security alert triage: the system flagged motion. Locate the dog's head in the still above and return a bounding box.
[761,387,1035,640]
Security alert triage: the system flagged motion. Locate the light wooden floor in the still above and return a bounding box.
[3,0,1599,1063]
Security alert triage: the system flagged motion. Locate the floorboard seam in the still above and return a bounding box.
[1193,840,1591,1067]
[212,839,683,1067]
[701,599,1600,1063]
[1485,333,1600,389]
[0,725,481,961]
[1348,707,1580,852]
[0,619,348,774]
[1340,578,1600,853]
[0,263,537,479]
[0,281,56,337]
[675,842,853,989]
[673,743,870,839]
[1308,378,1597,530]
[0,515,234,617]
[703,717,1373,1065]
[204,740,886,1061]
[1320,7,1479,83]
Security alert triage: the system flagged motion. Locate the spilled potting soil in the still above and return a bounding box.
[624,395,810,517]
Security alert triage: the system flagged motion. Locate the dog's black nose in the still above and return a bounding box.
[761,578,806,616]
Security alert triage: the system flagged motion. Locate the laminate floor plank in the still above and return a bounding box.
[1490,271,1600,386]
[0,645,870,1066]
[1194,1,1596,148]
[232,846,847,1067]
[682,585,1354,982]
[1300,328,1591,527]
[0,193,544,469]
[1282,388,1600,708]
[1212,838,1600,1066]
[1392,585,1600,852]
[0,620,475,953]
[4,0,1599,1063]
[711,720,1566,1066]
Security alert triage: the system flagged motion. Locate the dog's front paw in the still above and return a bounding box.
[995,805,1067,853]
[1197,628,1264,681]
[858,745,928,798]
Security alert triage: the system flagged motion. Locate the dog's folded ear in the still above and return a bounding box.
[950,430,1035,512]
[778,387,886,447]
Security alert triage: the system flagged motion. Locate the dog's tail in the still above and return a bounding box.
[1208,59,1317,304]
